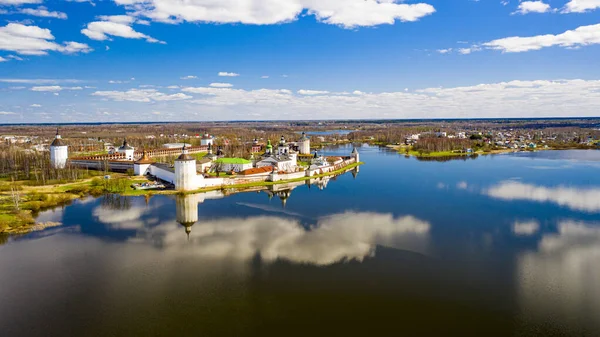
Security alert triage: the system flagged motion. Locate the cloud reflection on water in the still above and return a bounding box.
[129,212,430,266]
[485,181,600,212]
[517,220,600,331]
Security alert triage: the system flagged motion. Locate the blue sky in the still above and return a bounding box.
[1,0,600,123]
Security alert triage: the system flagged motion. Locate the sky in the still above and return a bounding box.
[0,0,600,123]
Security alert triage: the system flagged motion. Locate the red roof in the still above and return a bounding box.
[240,166,273,175]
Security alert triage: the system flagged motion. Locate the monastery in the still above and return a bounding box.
[52,130,360,192]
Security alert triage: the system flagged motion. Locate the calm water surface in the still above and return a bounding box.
[2,145,600,336]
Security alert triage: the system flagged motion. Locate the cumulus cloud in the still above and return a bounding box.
[0,23,92,55]
[209,82,233,88]
[92,88,192,102]
[180,75,197,80]
[483,23,600,52]
[441,23,600,54]
[0,56,6,62]
[178,79,600,119]
[113,0,435,28]
[30,103,41,107]
[297,89,330,95]
[218,72,239,77]
[58,79,600,120]
[562,0,600,13]
[81,16,164,43]
[0,111,16,115]
[485,181,600,212]
[19,6,68,19]
[513,1,552,14]
[31,85,83,91]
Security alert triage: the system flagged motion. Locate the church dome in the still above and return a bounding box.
[118,139,134,151]
[50,137,66,147]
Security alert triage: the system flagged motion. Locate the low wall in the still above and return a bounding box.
[149,165,175,185]
[69,159,134,172]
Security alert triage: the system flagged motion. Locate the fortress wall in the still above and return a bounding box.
[149,165,175,185]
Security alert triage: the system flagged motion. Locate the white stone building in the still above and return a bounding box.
[117,139,135,160]
[200,133,214,146]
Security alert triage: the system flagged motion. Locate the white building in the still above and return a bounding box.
[163,143,187,149]
[133,151,154,176]
[200,133,214,146]
[298,132,310,154]
[256,136,298,172]
[117,139,135,160]
[50,129,68,169]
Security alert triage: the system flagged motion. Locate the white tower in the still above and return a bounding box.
[175,144,199,191]
[278,135,288,156]
[134,151,154,176]
[298,132,310,155]
[118,139,135,161]
[351,147,360,163]
[50,129,68,169]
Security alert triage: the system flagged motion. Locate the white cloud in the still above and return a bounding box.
[80,79,600,120]
[483,23,600,53]
[218,72,239,77]
[513,1,551,14]
[0,78,82,84]
[0,0,41,4]
[113,0,435,28]
[92,88,192,102]
[81,17,164,43]
[180,75,197,80]
[297,89,330,95]
[31,85,83,91]
[456,181,468,189]
[261,75,269,79]
[486,181,600,212]
[0,23,91,55]
[209,82,233,88]
[30,103,42,107]
[19,6,68,19]
[513,220,540,236]
[437,48,452,54]
[563,0,600,13]
[0,111,16,115]
[0,56,7,62]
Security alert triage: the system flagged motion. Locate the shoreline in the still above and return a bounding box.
[385,144,597,158]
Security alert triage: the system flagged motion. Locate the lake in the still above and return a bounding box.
[2,145,600,336]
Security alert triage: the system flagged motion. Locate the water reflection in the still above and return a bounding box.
[517,220,600,332]
[141,194,431,266]
[486,181,600,213]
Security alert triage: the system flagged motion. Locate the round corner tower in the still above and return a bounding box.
[50,129,68,169]
[175,144,198,191]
